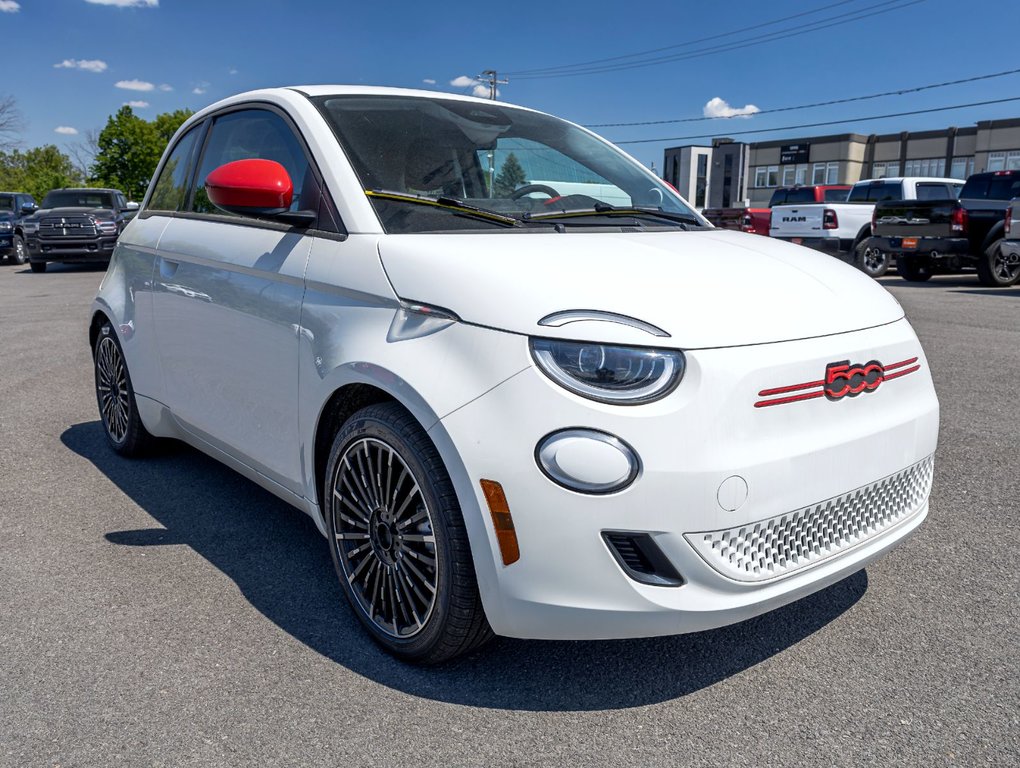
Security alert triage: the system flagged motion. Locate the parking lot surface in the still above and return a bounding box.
[1,263,1017,767]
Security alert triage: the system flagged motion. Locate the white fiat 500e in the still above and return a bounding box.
[90,86,939,663]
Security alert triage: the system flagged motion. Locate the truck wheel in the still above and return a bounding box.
[975,239,1020,287]
[11,236,27,265]
[29,260,46,273]
[896,255,932,283]
[854,239,889,278]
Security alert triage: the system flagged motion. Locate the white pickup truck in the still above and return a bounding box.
[769,177,964,267]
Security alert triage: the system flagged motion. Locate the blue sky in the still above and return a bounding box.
[2,0,1018,170]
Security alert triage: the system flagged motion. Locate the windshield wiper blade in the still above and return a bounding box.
[365,189,521,227]
[523,203,702,228]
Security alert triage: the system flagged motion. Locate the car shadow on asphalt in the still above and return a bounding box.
[62,420,868,712]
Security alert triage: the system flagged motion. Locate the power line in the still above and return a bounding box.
[504,0,861,76]
[510,0,926,80]
[611,96,1020,145]
[586,68,1020,128]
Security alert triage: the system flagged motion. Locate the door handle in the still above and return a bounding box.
[158,257,179,279]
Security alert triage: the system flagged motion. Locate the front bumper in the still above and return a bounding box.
[432,318,939,640]
[27,235,118,263]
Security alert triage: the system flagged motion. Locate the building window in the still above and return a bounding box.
[904,158,946,177]
[951,157,974,179]
[755,167,767,188]
[812,163,826,184]
[795,164,808,185]
[782,166,796,187]
[873,162,886,179]
[766,165,779,187]
[825,162,839,184]
[985,151,1020,172]
[695,153,708,208]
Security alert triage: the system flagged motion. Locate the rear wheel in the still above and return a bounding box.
[896,255,932,283]
[11,236,27,265]
[854,239,889,278]
[325,402,492,664]
[93,322,156,456]
[29,260,46,273]
[976,239,1020,287]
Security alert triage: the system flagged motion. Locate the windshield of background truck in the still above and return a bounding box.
[960,175,1020,201]
[314,94,697,233]
[0,195,13,212]
[848,182,904,203]
[41,191,115,209]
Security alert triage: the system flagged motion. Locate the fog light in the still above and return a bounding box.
[536,429,640,494]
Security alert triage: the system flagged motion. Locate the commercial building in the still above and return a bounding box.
[663,117,1020,208]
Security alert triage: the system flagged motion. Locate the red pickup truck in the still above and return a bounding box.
[703,185,851,235]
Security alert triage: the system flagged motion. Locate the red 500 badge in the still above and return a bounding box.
[754,356,921,408]
[824,360,884,401]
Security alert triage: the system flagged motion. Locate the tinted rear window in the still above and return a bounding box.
[848,182,904,203]
[823,188,850,202]
[960,174,1020,201]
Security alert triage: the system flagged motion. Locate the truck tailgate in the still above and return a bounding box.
[873,200,958,239]
[769,204,826,238]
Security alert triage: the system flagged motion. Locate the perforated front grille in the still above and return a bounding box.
[685,456,934,583]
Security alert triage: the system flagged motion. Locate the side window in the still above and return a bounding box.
[148,125,202,212]
[191,109,311,216]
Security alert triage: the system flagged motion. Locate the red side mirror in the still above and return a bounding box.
[205,159,293,216]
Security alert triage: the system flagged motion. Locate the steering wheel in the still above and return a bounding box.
[510,184,561,200]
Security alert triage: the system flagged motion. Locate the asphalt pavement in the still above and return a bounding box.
[1,262,1017,767]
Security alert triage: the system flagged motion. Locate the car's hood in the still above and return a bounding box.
[377,229,904,349]
[37,206,115,218]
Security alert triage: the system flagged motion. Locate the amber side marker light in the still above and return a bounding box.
[480,479,520,566]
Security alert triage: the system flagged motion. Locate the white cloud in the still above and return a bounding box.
[703,97,760,119]
[472,84,496,98]
[450,75,478,88]
[115,79,155,91]
[54,58,108,73]
[0,1,21,13]
[124,100,149,108]
[85,0,158,7]
[192,87,206,95]
[228,68,238,75]
[54,126,79,135]
[422,78,436,85]
[158,83,173,91]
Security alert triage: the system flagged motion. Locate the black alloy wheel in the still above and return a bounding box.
[93,322,155,455]
[976,239,1020,287]
[325,402,491,664]
[854,239,889,278]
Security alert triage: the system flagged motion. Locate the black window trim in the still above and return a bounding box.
[139,100,347,241]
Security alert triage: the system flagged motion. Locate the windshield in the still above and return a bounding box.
[848,182,904,203]
[313,94,700,233]
[42,191,115,209]
[0,195,14,213]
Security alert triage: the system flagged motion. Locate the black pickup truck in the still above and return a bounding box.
[869,170,1020,286]
[22,188,137,273]
[0,192,39,265]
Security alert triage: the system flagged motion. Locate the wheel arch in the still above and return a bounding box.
[89,308,112,356]
[852,224,872,250]
[980,221,1005,253]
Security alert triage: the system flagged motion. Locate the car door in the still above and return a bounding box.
[151,106,318,495]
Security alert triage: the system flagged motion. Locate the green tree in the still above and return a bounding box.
[92,106,193,201]
[0,145,79,201]
[494,152,527,197]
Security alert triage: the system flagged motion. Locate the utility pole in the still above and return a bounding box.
[478,70,508,101]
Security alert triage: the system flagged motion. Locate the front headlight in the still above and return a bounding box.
[530,338,685,404]
[22,221,37,234]
[0,221,12,232]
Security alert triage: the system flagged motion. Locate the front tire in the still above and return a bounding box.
[29,260,46,273]
[93,322,156,456]
[976,239,1020,287]
[11,236,27,265]
[896,255,932,283]
[325,402,492,664]
[854,238,889,278]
